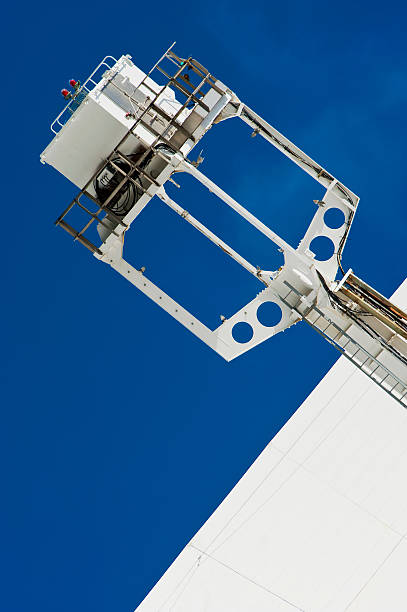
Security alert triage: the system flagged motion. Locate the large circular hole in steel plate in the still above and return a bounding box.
[257,301,282,327]
[324,207,345,229]
[232,321,254,344]
[309,236,335,261]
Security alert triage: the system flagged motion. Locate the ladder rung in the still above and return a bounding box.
[150,103,195,139]
[57,220,102,255]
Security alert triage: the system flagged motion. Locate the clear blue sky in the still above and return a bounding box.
[2,2,406,610]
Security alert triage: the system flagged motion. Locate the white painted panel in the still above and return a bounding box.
[303,385,407,531]
[347,538,407,612]
[271,359,358,455]
[41,96,131,188]
[188,443,284,552]
[192,449,298,554]
[323,529,401,612]
[135,278,407,612]
[165,550,302,612]
[207,466,396,611]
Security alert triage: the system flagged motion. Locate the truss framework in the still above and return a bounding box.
[48,45,407,406]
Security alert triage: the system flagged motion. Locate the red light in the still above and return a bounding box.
[61,88,70,97]
[69,79,77,87]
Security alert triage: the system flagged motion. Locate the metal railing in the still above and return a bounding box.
[55,45,221,253]
[50,55,118,134]
[280,281,407,407]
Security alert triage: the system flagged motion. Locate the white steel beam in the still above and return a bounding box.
[181,160,296,256]
[156,186,266,284]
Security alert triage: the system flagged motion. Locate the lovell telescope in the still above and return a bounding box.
[41,43,407,407]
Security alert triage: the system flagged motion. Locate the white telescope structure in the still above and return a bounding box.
[41,45,407,407]
[41,44,407,611]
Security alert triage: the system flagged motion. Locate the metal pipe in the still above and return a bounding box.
[181,161,295,255]
[157,188,266,284]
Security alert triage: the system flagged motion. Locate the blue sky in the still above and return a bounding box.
[2,1,407,610]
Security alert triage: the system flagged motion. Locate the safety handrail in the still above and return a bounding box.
[50,55,118,134]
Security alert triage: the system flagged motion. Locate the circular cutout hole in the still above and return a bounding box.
[257,301,282,327]
[309,236,335,261]
[324,207,345,229]
[232,321,254,344]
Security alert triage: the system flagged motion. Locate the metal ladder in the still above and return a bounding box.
[55,47,220,253]
[280,281,407,408]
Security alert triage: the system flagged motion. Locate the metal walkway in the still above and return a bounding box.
[280,281,407,408]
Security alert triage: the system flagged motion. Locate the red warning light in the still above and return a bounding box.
[61,88,70,98]
[69,79,77,87]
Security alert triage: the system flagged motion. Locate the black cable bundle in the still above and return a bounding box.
[94,157,143,217]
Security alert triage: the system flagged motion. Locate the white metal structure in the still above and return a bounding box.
[41,44,407,407]
[135,278,407,612]
[41,45,407,611]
